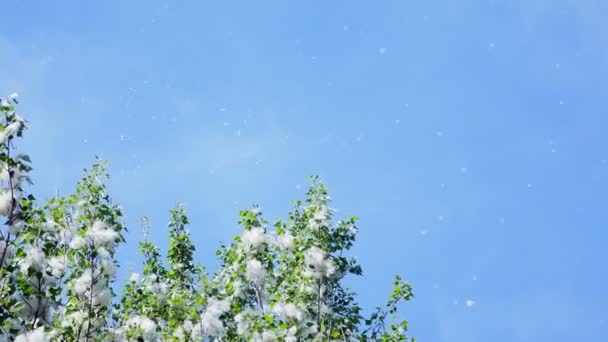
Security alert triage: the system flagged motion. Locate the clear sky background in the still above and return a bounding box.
[2,1,607,340]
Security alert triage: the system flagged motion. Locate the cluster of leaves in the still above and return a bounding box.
[0,96,415,341]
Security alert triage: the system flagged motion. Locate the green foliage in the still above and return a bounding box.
[0,96,416,341]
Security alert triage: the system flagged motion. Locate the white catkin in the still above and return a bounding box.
[0,190,13,216]
[242,227,266,251]
[273,303,304,322]
[313,205,329,221]
[304,246,336,279]
[246,259,266,284]
[14,326,49,342]
[72,269,93,295]
[129,272,140,283]
[234,309,254,334]
[8,219,26,235]
[0,164,9,183]
[285,326,298,342]
[193,315,225,338]
[18,246,46,274]
[232,279,245,298]
[7,93,18,103]
[277,233,295,250]
[124,316,158,339]
[0,121,23,144]
[47,256,67,277]
[254,330,277,342]
[206,298,230,316]
[69,236,87,249]
[0,240,15,265]
[87,220,118,246]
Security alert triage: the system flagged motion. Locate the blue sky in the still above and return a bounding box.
[2,1,607,340]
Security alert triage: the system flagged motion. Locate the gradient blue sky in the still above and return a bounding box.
[2,1,607,340]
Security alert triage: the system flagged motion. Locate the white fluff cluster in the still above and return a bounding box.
[94,288,112,307]
[234,309,255,334]
[143,275,169,298]
[87,220,118,246]
[129,272,141,283]
[242,227,267,251]
[71,268,112,307]
[59,310,85,328]
[0,190,13,216]
[231,279,245,298]
[308,205,330,230]
[304,246,336,279]
[18,246,46,274]
[0,240,15,266]
[302,324,319,338]
[314,205,329,221]
[7,92,19,103]
[191,298,229,338]
[206,298,230,316]
[0,163,9,184]
[16,294,51,324]
[0,162,22,217]
[9,219,26,235]
[0,119,24,145]
[285,326,298,342]
[47,256,67,278]
[173,319,192,340]
[246,259,266,284]
[101,255,117,277]
[192,315,224,338]
[14,326,48,342]
[56,221,77,246]
[277,233,295,250]
[254,330,277,342]
[272,302,304,322]
[124,315,158,340]
[69,235,87,249]
[68,221,117,250]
